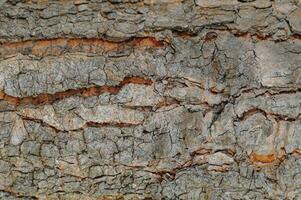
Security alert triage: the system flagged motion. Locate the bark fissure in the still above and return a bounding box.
[0,76,152,106]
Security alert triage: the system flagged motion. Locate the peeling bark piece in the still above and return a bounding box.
[0,55,107,97]
[164,86,224,105]
[0,160,10,173]
[255,41,301,87]
[10,117,27,145]
[115,84,163,107]
[17,105,86,131]
[77,104,144,125]
[206,152,234,166]
[249,0,271,9]
[195,0,237,7]
[57,157,88,178]
[235,93,301,120]
[274,1,298,15]
[277,121,301,154]
[287,8,301,34]
[235,112,274,155]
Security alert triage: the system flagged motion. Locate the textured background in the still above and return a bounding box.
[0,0,301,199]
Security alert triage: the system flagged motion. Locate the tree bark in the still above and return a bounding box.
[0,0,300,199]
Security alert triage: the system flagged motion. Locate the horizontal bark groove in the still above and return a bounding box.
[0,76,153,106]
[0,37,165,57]
[1,31,299,58]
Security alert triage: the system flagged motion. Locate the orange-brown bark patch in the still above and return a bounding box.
[250,152,277,164]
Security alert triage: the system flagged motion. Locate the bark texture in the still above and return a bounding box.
[0,0,301,199]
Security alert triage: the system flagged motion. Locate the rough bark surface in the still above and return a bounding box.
[0,0,301,199]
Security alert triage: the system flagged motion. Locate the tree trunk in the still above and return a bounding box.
[0,0,300,199]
